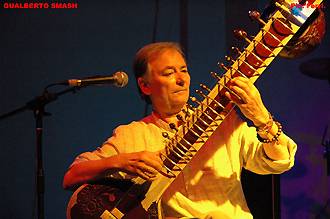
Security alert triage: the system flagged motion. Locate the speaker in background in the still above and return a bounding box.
[241,169,280,219]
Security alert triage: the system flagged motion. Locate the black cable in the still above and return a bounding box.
[144,0,160,116]
[152,0,159,43]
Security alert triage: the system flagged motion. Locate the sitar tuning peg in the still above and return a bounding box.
[162,132,170,139]
[233,29,251,43]
[210,71,222,80]
[196,89,209,101]
[225,55,234,63]
[195,89,204,96]
[199,83,211,92]
[231,46,242,55]
[217,62,229,71]
[248,10,266,26]
[169,123,178,132]
[176,114,184,122]
[190,96,201,105]
[181,107,191,118]
[186,104,196,113]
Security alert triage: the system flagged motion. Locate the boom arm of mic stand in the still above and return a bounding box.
[0,86,81,121]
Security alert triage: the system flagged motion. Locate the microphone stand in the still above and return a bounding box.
[0,86,80,219]
[322,125,330,176]
[315,125,330,219]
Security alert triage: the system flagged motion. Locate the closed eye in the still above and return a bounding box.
[180,67,188,73]
[162,67,175,76]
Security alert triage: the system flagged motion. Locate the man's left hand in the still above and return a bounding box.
[224,76,269,127]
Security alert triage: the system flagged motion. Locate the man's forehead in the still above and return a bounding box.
[149,48,185,62]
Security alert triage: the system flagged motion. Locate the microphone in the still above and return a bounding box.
[65,71,128,88]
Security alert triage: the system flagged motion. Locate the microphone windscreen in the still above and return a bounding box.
[114,71,129,87]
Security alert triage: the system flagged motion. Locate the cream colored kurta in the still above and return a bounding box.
[71,110,296,219]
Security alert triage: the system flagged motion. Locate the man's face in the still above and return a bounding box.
[140,49,190,115]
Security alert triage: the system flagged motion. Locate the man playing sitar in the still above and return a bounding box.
[63,42,296,219]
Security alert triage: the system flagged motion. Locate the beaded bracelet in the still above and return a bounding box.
[256,112,274,135]
[257,121,283,143]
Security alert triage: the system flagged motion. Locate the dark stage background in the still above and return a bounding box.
[0,1,329,218]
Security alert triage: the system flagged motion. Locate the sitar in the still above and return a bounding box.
[66,1,325,218]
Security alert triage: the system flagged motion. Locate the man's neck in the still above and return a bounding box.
[152,110,184,128]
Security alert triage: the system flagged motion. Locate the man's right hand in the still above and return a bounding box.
[63,150,165,190]
[111,151,164,180]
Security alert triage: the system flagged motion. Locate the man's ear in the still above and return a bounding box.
[137,77,151,95]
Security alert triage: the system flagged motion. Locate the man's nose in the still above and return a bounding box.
[176,73,186,86]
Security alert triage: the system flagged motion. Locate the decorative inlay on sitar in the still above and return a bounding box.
[67,1,324,218]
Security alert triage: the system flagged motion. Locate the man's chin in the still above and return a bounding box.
[170,101,187,113]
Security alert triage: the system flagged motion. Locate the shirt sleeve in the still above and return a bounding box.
[239,120,297,175]
[71,122,143,166]
[70,134,120,167]
[69,123,146,180]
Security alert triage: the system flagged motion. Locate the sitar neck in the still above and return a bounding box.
[159,0,323,179]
